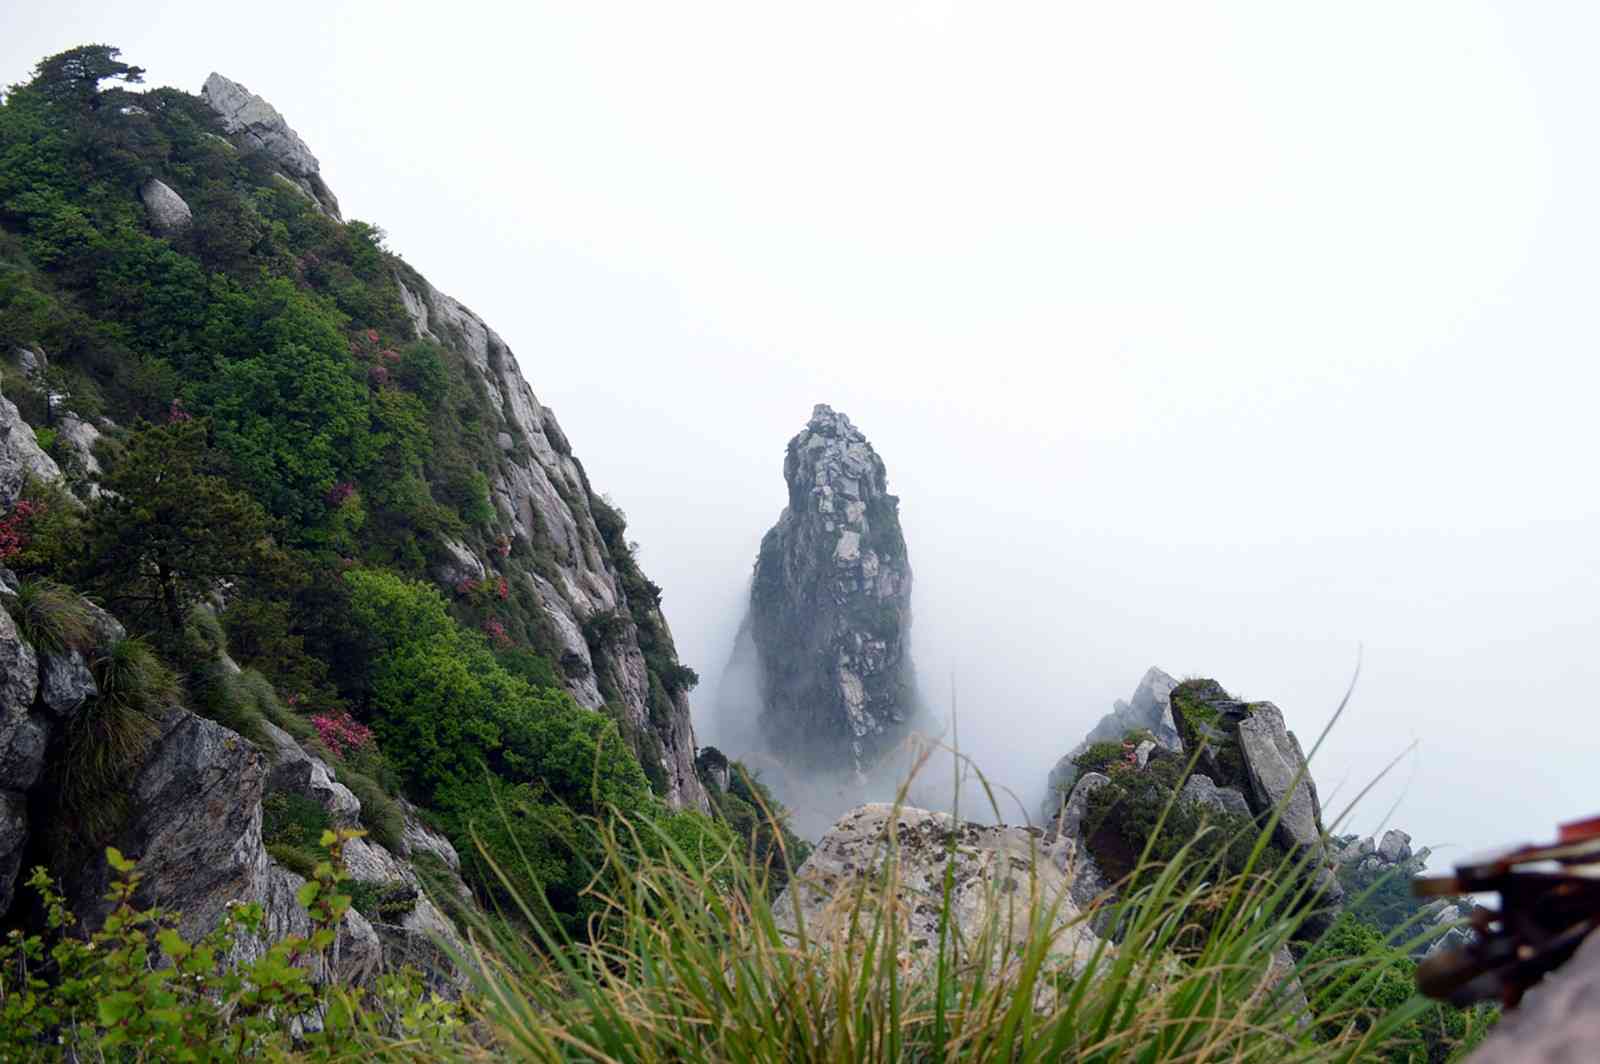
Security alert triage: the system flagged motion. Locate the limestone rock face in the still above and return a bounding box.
[392,269,707,813]
[774,804,1101,980]
[0,792,25,916]
[201,73,341,219]
[139,177,192,234]
[731,405,919,778]
[1041,667,1180,821]
[0,388,63,510]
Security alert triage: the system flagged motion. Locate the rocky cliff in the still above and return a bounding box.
[0,51,712,985]
[721,404,920,782]
[192,73,706,813]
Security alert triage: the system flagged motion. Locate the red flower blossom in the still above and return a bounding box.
[366,328,380,343]
[496,578,509,600]
[326,481,357,508]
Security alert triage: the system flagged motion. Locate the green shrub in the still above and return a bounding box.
[1072,740,1127,777]
[8,578,92,653]
[345,879,418,923]
[265,840,318,879]
[261,791,331,851]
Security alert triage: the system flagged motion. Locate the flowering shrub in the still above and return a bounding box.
[312,711,374,758]
[366,328,380,343]
[167,397,192,423]
[0,500,41,561]
[497,578,509,601]
[368,364,390,387]
[482,618,512,648]
[326,481,357,508]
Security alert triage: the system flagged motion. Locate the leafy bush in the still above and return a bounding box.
[0,830,463,1059]
[345,879,418,923]
[8,577,92,653]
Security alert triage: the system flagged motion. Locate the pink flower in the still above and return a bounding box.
[312,712,374,758]
[497,578,509,601]
[482,618,512,648]
[167,399,192,423]
[366,329,380,343]
[326,481,357,508]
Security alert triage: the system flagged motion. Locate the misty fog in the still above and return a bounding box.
[7,2,1597,855]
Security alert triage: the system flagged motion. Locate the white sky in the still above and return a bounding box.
[5,1,1598,857]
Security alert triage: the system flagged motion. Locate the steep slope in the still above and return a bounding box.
[0,44,720,967]
[184,72,706,812]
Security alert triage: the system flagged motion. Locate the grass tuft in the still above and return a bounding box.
[58,638,178,842]
[10,579,93,654]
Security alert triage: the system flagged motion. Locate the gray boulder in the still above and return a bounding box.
[1180,773,1253,818]
[1235,703,1321,850]
[0,389,62,509]
[774,804,1102,984]
[1378,828,1412,863]
[38,648,95,718]
[139,178,192,235]
[0,790,26,916]
[201,74,341,219]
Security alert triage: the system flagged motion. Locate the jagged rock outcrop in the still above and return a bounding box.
[139,177,192,234]
[1041,667,1181,821]
[1168,678,1344,931]
[0,387,62,509]
[775,803,1102,981]
[392,267,707,813]
[201,73,341,219]
[727,404,919,779]
[1041,672,1345,936]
